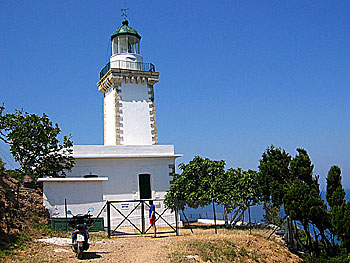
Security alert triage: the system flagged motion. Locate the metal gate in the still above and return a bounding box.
[96,199,179,237]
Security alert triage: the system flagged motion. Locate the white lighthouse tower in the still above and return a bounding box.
[39,18,182,228]
[98,19,159,146]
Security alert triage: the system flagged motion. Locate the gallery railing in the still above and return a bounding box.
[99,61,156,79]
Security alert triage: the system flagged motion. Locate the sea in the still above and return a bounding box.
[181,189,350,223]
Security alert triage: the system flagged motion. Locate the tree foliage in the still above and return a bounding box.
[326,166,345,209]
[257,145,291,206]
[165,145,350,259]
[164,156,259,226]
[257,146,350,257]
[0,105,75,181]
[217,168,259,213]
[326,166,350,253]
[164,156,226,211]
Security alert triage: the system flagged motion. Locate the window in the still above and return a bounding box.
[127,36,139,54]
[138,174,151,199]
[113,38,118,55]
[118,35,128,54]
[114,35,140,55]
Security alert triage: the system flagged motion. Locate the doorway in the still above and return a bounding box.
[138,174,151,199]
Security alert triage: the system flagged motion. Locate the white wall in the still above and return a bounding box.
[103,76,155,146]
[53,146,181,227]
[120,81,153,145]
[110,53,143,69]
[104,86,117,145]
[69,157,174,198]
[42,181,105,217]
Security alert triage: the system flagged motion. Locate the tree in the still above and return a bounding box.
[217,168,259,225]
[257,145,291,206]
[0,106,75,181]
[165,156,260,228]
[331,203,350,253]
[258,146,333,255]
[326,166,345,209]
[326,166,350,253]
[164,156,226,211]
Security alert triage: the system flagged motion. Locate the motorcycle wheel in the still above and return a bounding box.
[77,245,84,259]
[72,240,77,253]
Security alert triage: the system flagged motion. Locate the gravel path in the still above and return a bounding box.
[7,233,176,263]
[89,234,173,262]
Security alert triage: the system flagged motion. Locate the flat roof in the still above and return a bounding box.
[72,145,183,159]
[38,177,109,182]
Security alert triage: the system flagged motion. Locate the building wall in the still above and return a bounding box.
[62,156,176,227]
[110,53,143,67]
[43,181,105,217]
[103,80,156,146]
[104,87,117,145]
[121,81,153,145]
[69,157,174,199]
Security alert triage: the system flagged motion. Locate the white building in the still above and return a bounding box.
[39,19,182,229]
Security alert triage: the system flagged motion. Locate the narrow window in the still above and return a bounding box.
[118,35,127,53]
[138,174,151,199]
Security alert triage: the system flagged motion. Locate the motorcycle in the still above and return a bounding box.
[67,208,94,259]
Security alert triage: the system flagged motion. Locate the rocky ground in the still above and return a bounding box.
[0,163,49,251]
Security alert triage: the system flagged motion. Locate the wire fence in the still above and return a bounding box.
[181,203,266,225]
[178,200,299,249]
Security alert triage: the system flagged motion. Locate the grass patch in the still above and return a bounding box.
[239,246,248,257]
[0,231,32,260]
[170,237,260,263]
[171,240,235,262]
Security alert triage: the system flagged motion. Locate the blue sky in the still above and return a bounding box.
[1,1,349,189]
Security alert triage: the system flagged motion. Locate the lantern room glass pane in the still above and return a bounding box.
[113,38,118,55]
[128,36,139,54]
[113,35,140,54]
[118,35,128,53]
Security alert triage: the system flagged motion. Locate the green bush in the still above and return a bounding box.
[303,252,350,263]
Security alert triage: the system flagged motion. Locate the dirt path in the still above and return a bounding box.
[87,234,174,262]
[3,228,301,263]
[4,232,176,263]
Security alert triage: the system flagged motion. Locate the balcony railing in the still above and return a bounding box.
[99,61,156,79]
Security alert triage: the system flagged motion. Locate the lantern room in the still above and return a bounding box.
[109,19,143,69]
[111,19,141,55]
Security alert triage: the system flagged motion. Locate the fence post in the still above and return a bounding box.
[175,199,179,236]
[65,199,68,232]
[107,201,111,238]
[248,206,251,235]
[141,200,145,234]
[212,199,217,234]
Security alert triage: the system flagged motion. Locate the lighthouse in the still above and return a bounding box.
[98,19,159,146]
[39,18,182,228]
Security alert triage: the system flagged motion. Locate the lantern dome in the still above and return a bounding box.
[111,19,141,41]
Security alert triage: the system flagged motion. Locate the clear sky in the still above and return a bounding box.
[1,1,349,190]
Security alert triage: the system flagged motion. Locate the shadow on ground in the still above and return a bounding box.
[81,251,108,260]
